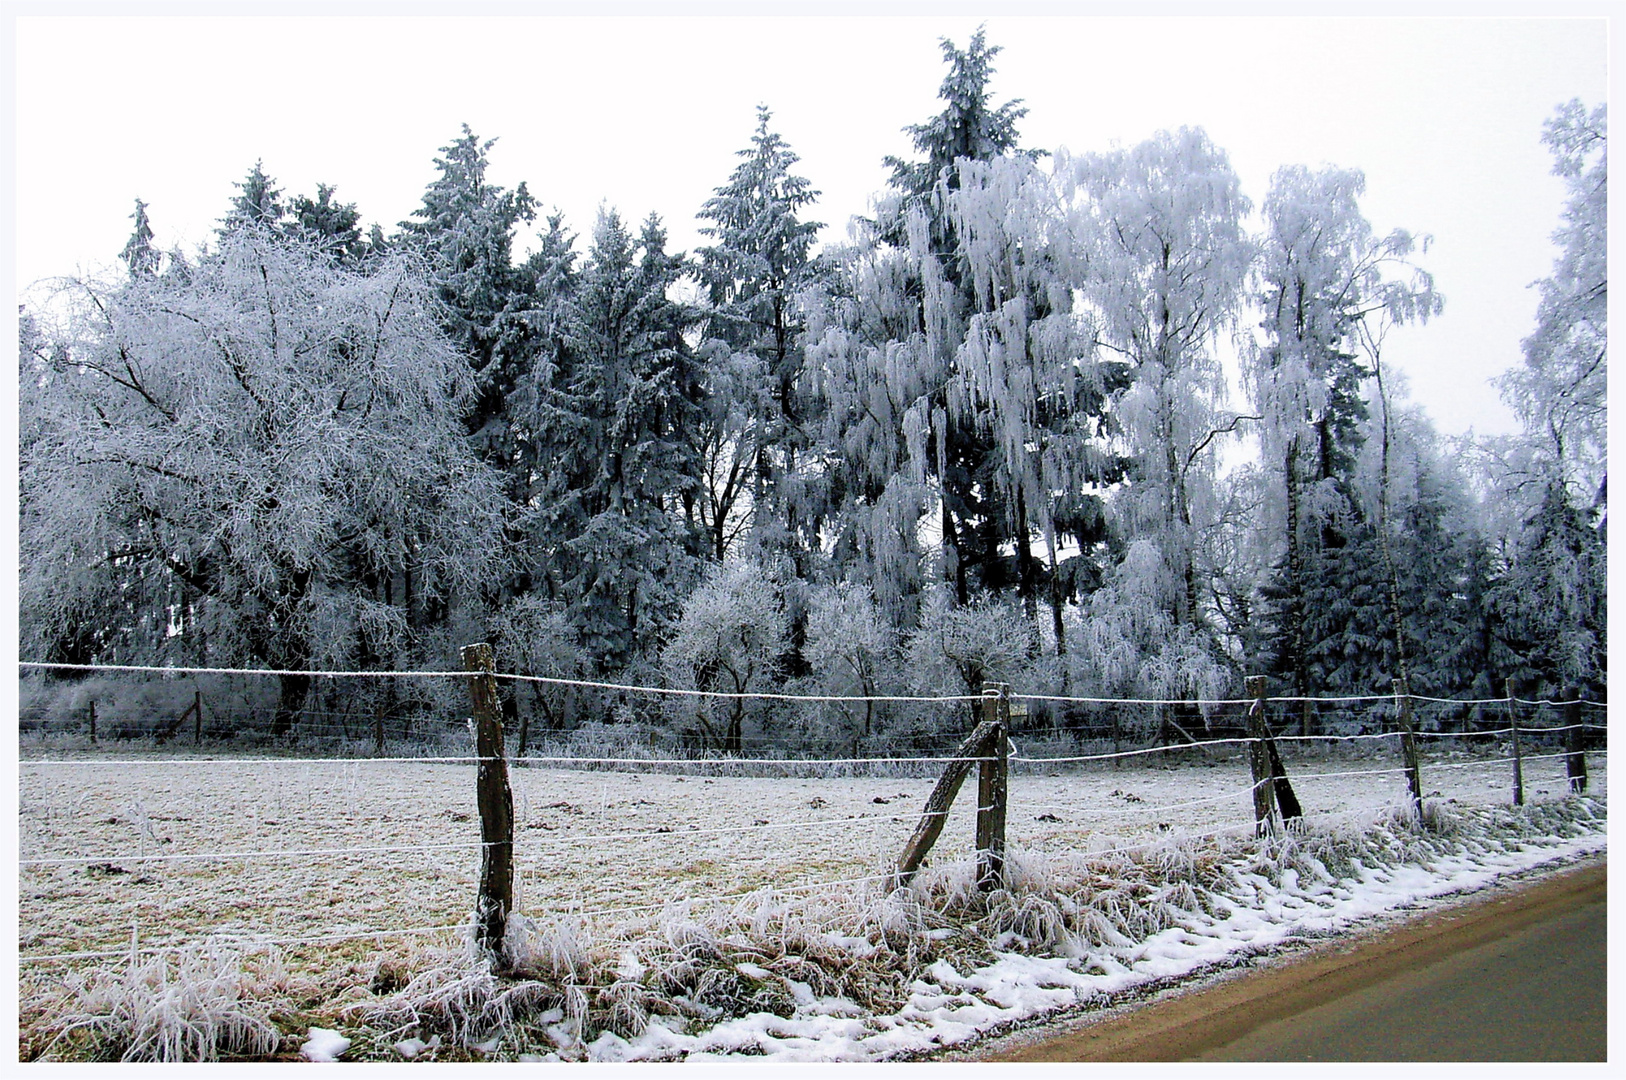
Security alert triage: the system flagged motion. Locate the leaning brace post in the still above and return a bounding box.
[462,642,514,969]
[1392,677,1424,824]
[1505,680,1524,807]
[1564,688,1588,794]
[893,719,999,890]
[975,684,1009,892]
[1244,676,1278,837]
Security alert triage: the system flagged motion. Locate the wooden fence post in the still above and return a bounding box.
[88,700,97,744]
[462,642,514,969]
[893,719,1000,890]
[373,708,386,758]
[975,683,1009,892]
[1505,680,1524,807]
[1392,677,1424,824]
[1564,688,1588,794]
[193,690,203,746]
[1244,676,1278,837]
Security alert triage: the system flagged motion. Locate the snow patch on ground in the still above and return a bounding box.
[586,810,1605,1062]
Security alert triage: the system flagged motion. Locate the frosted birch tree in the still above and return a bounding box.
[1246,164,1439,725]
[1067,129,1253,634]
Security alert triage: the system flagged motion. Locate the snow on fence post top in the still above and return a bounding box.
[462,642,514,971]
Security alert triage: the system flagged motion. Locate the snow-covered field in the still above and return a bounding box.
[17,741,1607,1061]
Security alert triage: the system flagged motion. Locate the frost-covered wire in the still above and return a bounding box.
[21,921,470,965]
[20,838,490,868]
[20,755,487,768]
[1008,784,1264,820]
[1011,737,1255,764]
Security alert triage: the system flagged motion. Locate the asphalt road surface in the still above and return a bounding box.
[982,858,1606,1062]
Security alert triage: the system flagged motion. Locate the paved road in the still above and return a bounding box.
[985,859,1606,1062]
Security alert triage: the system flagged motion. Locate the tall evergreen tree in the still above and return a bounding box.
[220,160,286,234]
[693,106,824,565]
[535,210,703,668]
[288,183,367,264]
[398,125,539,468]
[120,199,159,277]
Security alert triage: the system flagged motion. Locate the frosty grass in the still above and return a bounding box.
[19,747,1606,1061]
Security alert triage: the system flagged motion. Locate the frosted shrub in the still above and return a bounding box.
[45,946,286,1062]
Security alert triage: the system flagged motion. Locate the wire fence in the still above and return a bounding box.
[16,658,1608,973]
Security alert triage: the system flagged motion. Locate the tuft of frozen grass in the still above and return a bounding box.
[40,943,287,1061]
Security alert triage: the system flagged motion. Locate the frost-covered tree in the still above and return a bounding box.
[1500,100,1607,514]
[798,580,899,751]
[693,107,823,569]
[488,595,590,754]
[942,154,1127,651]
[1069,129,1253,634]
[905,588,1045,731]
[20,226,509,735]
[1066,540,1232,725]
[288,183,369,265]
[1246,165,1439,724]
[1488,478,1606,698]
[534,210,703,668]
[660,559,788,751]
[120,199,159,278]
[220,160,286,234]
[398,125,540,470]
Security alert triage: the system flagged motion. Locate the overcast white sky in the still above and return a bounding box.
[10,8,1611,440]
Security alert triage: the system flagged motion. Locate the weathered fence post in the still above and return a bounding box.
[1244,676,1278,837]
[87,699,97,744]
[893,719,999,890]
[1505,680,1524,807]
[462,642,514,969]
[193,690,203,746]
[975,683,1009,892]
[1392,677,1424,824]
[1564,688,1588,794]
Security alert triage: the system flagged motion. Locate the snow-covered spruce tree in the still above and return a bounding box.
[660,559,788,752]
[1066,128,1252,645]
[1487,475,1606,699]
[398,126,543,495]
[1299,401,1483,704]
[876,28,1051,611]
[20,225,509,736]
[1246,164,1439,729]
[533,210,704,670]
[219,160,287,234]
[287,182,371,266]
[693,106,824,567]
[120,199,159,278]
